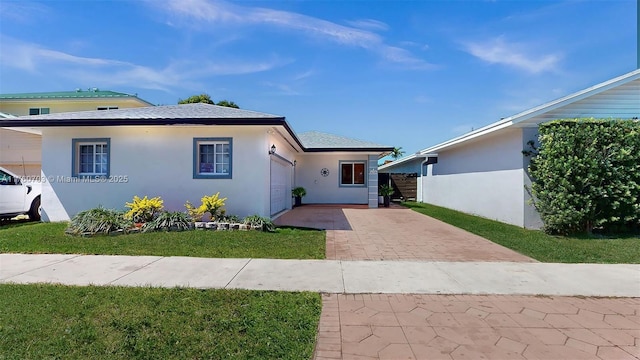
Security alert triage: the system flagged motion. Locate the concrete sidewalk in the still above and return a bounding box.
[2,254,639,297]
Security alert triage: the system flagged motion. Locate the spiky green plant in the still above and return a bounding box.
[66,207,131,235]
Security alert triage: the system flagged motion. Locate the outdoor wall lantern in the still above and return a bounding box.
[269,144,276,155]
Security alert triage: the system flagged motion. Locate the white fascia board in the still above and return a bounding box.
[3,127,42,135]
[418,120,514,155]
[378,153,422,170]
[505,69,640,127]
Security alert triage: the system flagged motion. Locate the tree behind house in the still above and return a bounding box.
[178,94,239,108]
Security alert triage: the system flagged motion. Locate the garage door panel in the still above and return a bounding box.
[270,158,291,215]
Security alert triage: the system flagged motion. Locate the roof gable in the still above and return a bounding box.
[422,69,638,155]
[380,69,640,170]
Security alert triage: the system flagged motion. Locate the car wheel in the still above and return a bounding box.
[28,196,41,221]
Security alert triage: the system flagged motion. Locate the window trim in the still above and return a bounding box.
[339,160,367,187]
[71,138,110,178]
[29,107,50,115]
[193,137,233,179]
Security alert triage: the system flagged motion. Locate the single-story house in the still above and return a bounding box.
[379,69,640,229]
[1,103,392,221]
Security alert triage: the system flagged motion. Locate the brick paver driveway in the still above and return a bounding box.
[276,205,639,359]
[274,205,534,262]
[315,294,640,360]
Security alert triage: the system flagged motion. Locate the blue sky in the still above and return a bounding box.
[0,0,636,155]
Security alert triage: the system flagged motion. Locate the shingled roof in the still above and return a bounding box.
[298,131,392,152]
[0,103,286,127]
[1,103,392,155]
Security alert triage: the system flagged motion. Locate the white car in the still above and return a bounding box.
[0,167,41,221]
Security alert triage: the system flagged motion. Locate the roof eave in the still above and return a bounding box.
[411,69,640,155]
[0,117,287,127]
[303,147,394,158]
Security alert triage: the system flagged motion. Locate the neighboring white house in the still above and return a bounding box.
[379,69,640,229]
[1,103,391,221]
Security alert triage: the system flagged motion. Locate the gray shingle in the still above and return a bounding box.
[298,131,391,149]
[14,103,283,120]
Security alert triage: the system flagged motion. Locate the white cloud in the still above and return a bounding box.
[293,70,315,81]
[0,2,49,23]
[0,36,288,91]
[345,19,389,31]
[463,36,561,73]
[262,81,300,95]
[155,0,433,68]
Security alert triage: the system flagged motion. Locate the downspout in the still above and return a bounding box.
[418,159,428,203]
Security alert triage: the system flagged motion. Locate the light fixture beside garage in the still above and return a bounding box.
[269,144,276,155]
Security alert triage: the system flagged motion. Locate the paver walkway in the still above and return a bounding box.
[275,206,639,359]
[275,205,535,262]
[4,205,638,360]
[315,294,640,360]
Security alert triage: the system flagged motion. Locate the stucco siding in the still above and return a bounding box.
[41,126,272,220]
[422,128,526,227]
[0,98,151,116]
[295,153,370,204]
[423,169,525,226]
[433,128,524,175]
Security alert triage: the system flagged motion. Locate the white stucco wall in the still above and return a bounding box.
[295,153,371,204]
[41,125,274,220]
[422,128,528,227]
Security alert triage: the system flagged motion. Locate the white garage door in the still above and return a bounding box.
[270,157,291,216]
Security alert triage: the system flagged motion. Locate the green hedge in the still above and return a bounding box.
[527,118,640,235]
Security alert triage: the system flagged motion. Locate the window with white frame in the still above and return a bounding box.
[340,161,366,186]
[193,138,232,179]
[72,138,110,177]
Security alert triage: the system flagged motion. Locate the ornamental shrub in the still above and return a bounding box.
[142,211,192,232]
[66,206,131,235]
[124,195,164,223]
[243,214,276,232]
[527,118,640,235]
[184,192,228,221]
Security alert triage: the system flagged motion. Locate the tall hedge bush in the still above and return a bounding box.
[527,118,640,235]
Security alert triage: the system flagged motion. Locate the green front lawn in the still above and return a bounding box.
[0,222,326,259]
[403,202,639,263]
[0,284,320,359]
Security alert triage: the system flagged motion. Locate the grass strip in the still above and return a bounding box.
[0,284,320,359]
[403,201,639,263]
[0,222,325,259]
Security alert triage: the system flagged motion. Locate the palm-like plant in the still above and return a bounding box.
[390,147,405,160]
